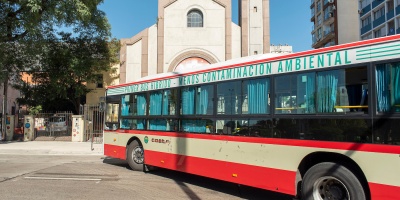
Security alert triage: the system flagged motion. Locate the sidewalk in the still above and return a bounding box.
[0,141,103,155]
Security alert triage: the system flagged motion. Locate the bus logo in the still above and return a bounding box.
[144,136,149,144]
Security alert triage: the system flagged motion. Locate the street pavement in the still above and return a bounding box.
[0,141,103,156]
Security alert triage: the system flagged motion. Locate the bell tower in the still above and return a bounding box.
[239,0,270,56]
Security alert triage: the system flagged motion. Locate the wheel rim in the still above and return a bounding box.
[312,176,350,200]
[132,146,144,164]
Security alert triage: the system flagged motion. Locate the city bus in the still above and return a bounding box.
[104,35,400,200]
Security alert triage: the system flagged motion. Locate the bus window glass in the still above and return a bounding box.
[217,81,242,115]
[247,119,275,137]
[316,68,368,114]
[163,89,177,115]
[149,119,178,131]
[275,73,315,114]
[120,119,132,129]
[216,119,245,135]
[181,87,195,115]
[181,119,214,133]
[135,94,147,116]
[376,63,400,112]
[121,95,133,116]
[149,91,162,115]
[106,103,119,123]
[243,78,270,114]
[196,85,214,115]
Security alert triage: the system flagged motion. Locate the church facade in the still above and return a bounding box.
[119,0,270,84]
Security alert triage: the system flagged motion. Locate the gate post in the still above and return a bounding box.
[71,115,84,142]
[5,115,14,141]
[23,115,35,141]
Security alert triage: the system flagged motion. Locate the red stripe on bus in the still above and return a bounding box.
[107,35,400,89]
[144,150,296,196]
[104,144,126,160]
[115,130,400,154]
[369,182,400,200]
[104,143,400,198]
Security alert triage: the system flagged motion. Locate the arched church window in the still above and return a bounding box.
[187,9,203,27]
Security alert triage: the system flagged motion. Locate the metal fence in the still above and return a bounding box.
[30,105,104,147]
[34,112,73,141]
[81,104,104,145]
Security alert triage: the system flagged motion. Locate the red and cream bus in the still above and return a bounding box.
[104,35,400,200]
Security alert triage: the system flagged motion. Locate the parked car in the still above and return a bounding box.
[45,116,68,132]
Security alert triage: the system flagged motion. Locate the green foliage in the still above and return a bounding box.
[28,105,42,115]
[0,0,119,113]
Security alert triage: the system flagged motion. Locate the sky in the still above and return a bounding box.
[99,0,312,53]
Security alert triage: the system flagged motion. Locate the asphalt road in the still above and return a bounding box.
[0,154,294,200]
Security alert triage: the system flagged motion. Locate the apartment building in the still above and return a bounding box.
[360,0,400,40]
[311,0,359,48]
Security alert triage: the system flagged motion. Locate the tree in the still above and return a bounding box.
[0,0,111,74]
[16,34,120,113]
[0,0,115,138]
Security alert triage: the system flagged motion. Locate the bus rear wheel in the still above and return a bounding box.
[301,162,366,200]
[127,140,144,171]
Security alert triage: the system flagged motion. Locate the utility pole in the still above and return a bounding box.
[1,77,8,141]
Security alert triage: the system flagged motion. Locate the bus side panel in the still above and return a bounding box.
[145,150,297,196]
[104,143,126,160]
[104,131,126,160]
[369,183,400,200]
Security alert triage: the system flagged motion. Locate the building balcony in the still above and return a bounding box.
[361,24,372,35]
[372,0,384,9]
[373,15,385,27]
[396,5,400,15]
[387,9,395,20]
[360,4,371,17]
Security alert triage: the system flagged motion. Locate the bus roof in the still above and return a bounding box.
[108,34,400,90]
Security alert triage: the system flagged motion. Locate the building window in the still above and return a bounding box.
[374,27,385,38]
[96,74,103,88]
[360,0,371,9]
[361,33,372,40]
[362,15,371,27]
[374,6,385,20]
[317,14,322,25]
[187,9,203,27]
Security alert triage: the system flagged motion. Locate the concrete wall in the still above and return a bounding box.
[337,0,360,44]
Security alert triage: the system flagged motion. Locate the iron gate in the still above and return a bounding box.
[82,104,104,148]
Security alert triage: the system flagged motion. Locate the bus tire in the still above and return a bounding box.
[301,162,366,200]
[127,140,144,171]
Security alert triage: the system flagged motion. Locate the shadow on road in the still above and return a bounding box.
[103,157,293,200]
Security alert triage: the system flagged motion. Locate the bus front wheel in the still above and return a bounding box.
[127,140,144,171]
[301,162,366,200]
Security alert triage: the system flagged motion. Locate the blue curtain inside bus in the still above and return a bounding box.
[136,119,145,129]
[163,90,170,115]
[317,72,338,112]
[150,92,162,115]
[149,119,167,130]
[376,65,390,112]
[304,74,316,113]
[121,95,131,116]
[182,119,206,133]
[136,94,147,115]
[196,86,212,114]
[182,87,195,114]
[377,63,400,112]
[247,78,269,114]
[393,64,400,112]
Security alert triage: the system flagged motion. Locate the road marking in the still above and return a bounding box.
[24,176,102,181]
